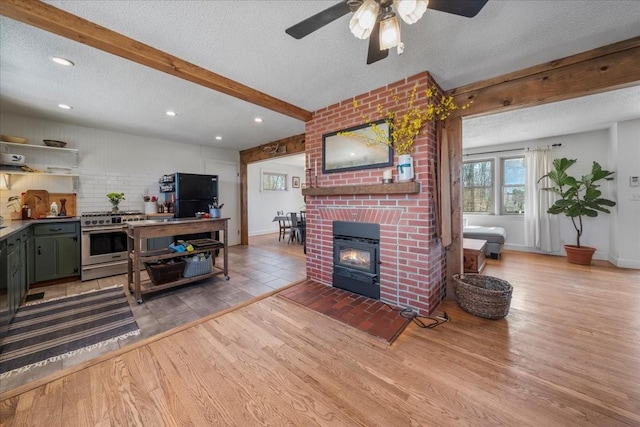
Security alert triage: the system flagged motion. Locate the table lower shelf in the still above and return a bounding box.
[128,266,229,303]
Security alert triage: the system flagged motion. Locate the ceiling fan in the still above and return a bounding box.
[286,0,488,64]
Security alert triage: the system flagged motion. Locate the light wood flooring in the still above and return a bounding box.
[1,250,639,426]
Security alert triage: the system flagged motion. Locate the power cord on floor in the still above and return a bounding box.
[383,302,451,329]
[411,311,450,329]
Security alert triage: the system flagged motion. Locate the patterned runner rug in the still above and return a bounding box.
[0,286,139,378]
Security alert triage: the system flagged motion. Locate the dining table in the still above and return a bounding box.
[272,212,306,253]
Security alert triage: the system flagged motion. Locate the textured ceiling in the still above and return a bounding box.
[1,1,639,151]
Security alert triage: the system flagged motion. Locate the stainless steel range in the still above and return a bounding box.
[81,211,147,281]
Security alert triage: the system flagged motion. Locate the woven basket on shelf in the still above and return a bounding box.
[453,274,513,319]
[145,260,185,286]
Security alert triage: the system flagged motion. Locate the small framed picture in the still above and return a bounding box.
[292,176,300,188]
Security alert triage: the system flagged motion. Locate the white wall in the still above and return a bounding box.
[611,119,640,268]
[463,120,640,269]
[1,113,238,220]
[247,159,305,236]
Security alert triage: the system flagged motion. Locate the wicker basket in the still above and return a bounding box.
[145,260,186,285]
[453,274,513,319]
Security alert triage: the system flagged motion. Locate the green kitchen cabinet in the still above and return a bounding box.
[147,236,173,251]
[33,222,80,283]
[0,238,8,339]
[4,230,28,325]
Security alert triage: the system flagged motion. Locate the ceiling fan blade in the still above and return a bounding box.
[286,1,352,39]
[366,20,389,65]
[427,0,489,18]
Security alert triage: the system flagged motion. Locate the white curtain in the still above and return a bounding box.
[524,147,560,252]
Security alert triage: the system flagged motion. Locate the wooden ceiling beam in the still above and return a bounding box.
[446,36,640,118]
[240,133,306,164]
[0,0,313,122]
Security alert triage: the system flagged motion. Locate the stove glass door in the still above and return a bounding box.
[89,230,127,256]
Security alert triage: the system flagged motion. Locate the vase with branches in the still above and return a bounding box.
[349,83,469,155]
[345,82,470,181]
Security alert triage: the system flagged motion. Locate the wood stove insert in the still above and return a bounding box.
[332,221,380,299]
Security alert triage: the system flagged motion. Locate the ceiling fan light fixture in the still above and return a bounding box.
[379,14,402,50]
[394,0,429,25]
[349,0,380,39]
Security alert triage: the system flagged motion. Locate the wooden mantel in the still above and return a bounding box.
[302,181,420,196]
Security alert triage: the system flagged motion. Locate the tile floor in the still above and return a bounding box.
[0,234,306,393]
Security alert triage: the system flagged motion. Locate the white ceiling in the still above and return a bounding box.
[1,1,639,151]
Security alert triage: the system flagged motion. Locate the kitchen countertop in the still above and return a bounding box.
[0,217,80,240]
[126,217,228,228]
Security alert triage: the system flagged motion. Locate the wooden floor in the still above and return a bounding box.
[1,250,639,426]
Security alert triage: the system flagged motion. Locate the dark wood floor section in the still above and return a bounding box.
[279,279,412,343]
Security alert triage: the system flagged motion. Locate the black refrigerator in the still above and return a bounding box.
[168,173,218,241]
[170,172,218,218]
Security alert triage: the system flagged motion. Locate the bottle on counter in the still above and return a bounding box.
[21,204,29,220]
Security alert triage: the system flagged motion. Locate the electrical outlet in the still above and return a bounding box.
[631,193,640,202]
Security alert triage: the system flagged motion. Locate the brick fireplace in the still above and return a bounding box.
[303,72,446,316]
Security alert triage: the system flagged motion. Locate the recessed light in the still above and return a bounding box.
[58,104,73,110]
[52,57,74,66]
[215,136,222,140]
[350,152,356,156]
[254,117,263,123]
[166,111,177,117]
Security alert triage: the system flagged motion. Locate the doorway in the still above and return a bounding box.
[204,160,240,246]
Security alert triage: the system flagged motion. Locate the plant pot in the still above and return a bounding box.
[397,154,414,181]
[564,245,596,265]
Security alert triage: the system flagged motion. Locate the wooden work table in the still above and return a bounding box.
[125,217,229,303]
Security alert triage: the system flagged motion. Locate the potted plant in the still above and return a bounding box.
[538,158,616,265]
[106,192,125,213]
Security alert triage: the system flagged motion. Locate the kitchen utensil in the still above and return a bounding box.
[1,153,26,165]
[43,139,67,148]
[0,135,27,143]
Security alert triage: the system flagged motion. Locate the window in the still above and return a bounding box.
[502,157,525,214]
[262,172,287,191]
[463,160,494,213]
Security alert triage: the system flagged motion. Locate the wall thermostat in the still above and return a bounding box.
[631,176,640,187]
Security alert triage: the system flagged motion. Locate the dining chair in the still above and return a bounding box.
[288,212,302,244]
[277,210,291,241]
[298,211,307,251]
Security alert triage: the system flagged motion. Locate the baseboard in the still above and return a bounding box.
[502,244,612,261]
[503,244,562,256]
[608,255,640,269]
[249,229,278,237]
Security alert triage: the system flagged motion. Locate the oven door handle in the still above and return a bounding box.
[82,226,126,234]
